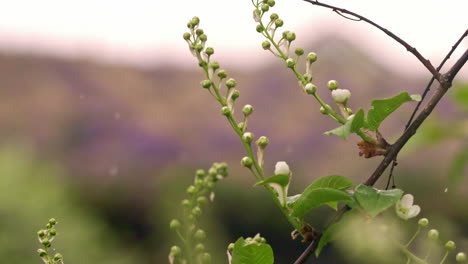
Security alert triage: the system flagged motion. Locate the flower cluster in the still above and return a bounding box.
[36,218,64,264]
[169,162,228,264]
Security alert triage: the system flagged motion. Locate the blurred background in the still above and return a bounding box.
[0,0,467,263]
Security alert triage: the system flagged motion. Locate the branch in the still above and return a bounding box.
[365,47,468,186]
[293,236,320,264]
[302,0,441,81]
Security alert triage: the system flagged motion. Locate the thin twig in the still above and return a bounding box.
[302,0,441,81]
[293,236,320,264]
[386,29,468,189]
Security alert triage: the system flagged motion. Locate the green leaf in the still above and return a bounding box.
[231,237,274,264]
[366,92,419,131]
[254,174,290,187]
[449,146,468,185]
[309,175,354,190]
[324,109,366,140]
[354,184,403,217]
[291,188,351,218]
[350,109,365,133]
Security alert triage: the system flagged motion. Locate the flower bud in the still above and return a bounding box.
[304,83,317,94]
[242,104,254,116]
[195,229,206,240]
[261,4,269,12]
[242,132,254,144]
[170,219,181,230]
[217,70,227,79]
[275,19,284,27]
[37,230,46,238]
[195,243,205,252]
[181,199,191,207]
[170,245,182,256]
[262,41,271,50]
[256,136,269,148]
[205,47,214,56]
[194,44,204,52]
[200,80,212,89]
[196,29,204,36]
[37,249,47,257]
[231,89,240,100]
[270,13,279,20]
[228,243,235,251]
[197,196,208,206]
[49,228,56,236]
[183,32,191,40]
[241,157,253,168]
[237,122,245,131]
[49,218,57,226]
[331,89,351,104]
[327,80,339,90]
[286,58,295,68]
[53,253,63,261]
[294,48,304,56]
[192,206,202,217]
[418,218,429,227]
[275,161,290,175]
[210,62,220,70]
[187,185,196,195]
[428,229,439,240]
[199,61,207,68]
[226,78,237,89]
[221,106,231,116]
[196,169,206,178]
[268,0,275,7]
[346,108,353,115]
[307,52,317,62]
[199,34,207,42]
[445,241,456,251]
[201,253,212,263]
[320,106,327,114]
[456,252,467,262]
[191,17,200,27]
[41,238,51,247]
[256,24,265,33]
[208,167,217,176]
[285,31,296,42]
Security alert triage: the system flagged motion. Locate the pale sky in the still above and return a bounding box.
[0,0,467,76]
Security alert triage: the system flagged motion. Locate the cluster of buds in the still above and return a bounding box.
[227,234,269,263]
[169,163,228,264]
[37,218,64,264]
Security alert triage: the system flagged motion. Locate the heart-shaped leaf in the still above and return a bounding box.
[231,237,274,264]
[354,184,403,217]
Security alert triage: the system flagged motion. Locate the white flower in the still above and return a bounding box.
[395,194,421,220]
[331,89,351,104]
[274,161,290,175]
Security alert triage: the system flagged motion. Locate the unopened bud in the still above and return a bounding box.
[196,29,204,36]
[201,253,212,263]
[196,169,206,178]
[231,89,240,100]
[195,243,205,252]
[320,106,327,114]
[191,17,200,27]
[200,80,212,89]
[49,229,56,236]
[256,24,265,33]
[267,0,275,7]
[275,19,284,27]
[170,219,181,230]
[295,48,304,56]
[445,241,456,251]
[304,83,317,94]
[197,196,208,206]
[228,243,235,251]
[37,249,47,257]
[187,185,196,195]
[226,78,237,89]
[242,132,254,144]
[53,253,63,261]
[286,58,295,68]
[428,229,439,240]
[456,252,467,262]
[242,105,254,116]
[192,206,202,217]
[256,136,269,148]
[181,199,191,207]
[48,218,57,226]
[170,246,182,256]
[221,106,231,116]
[241,157,253,168]
[205,47,214,56]
[210,62,220,70]
[183,32,191,40]
[418,218,429,227]
[217,70,227,79]
[262,41,271,50]
[327,80,339,90]
[307,52,317,63]
[331,89,351,104]
[270,13,279,20]
[261,4,269,12]
[285,31,296,42]
[195,229,206,240]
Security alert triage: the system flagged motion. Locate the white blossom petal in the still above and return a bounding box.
[274,161,290,175]
[408,205,421,218]
[400,194,414,208]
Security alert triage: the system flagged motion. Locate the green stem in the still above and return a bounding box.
[439,251,449,264]
[398,244,429,264]
[405,226,421,248]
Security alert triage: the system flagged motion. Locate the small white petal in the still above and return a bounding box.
[331,89,351,104]
[408,205,421,218]
[400,194,414,208]
[274,161,290,175]
[396,207,409,220]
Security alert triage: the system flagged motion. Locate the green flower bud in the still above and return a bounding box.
[192,206,202,217]
[49,228,56,236]
[262,41,271,50]
[46,223,51,229]
[196,169,206,178]
[199,61,207,68]
[418,218,429,227]
[218,70,227,79]
[201,252,211,263]
[428,229,439,240]
[53,253,63,261]
[195,243,205,252]
[320,106,327,114]
[199,34,207,42]
[187,185,196,195]
[37,230,46,238]
[231,89,240,100]
[208,167,217,176]
[270,13,279,20]
[275,19,284,27]
[205,47,214,56]
[445,241,456,251]
[307,52,317,63]
[210,61,220,70]
[295,48,304,56]
[221,106,231,116]
[286,58,295,68]
[191,17,200,27]
[197,196,208,206]
[194,44,204,52]
[41,238,51,247]
[206,181,215,189]
[49,218,57,226]
[304,83,317,94]
[170,245,182,256]
[456,252,467,262]
[228,243,235,251]
[196,29,204,36]
[267,0,275,7]
[242,104,254,116]
[242,132,254,144]
[170,219,181,230]
[285,31,296,42]
[327,80,339,90]
[37,249,47,257]
[261,4,269,12]
[226,78,237,89]
[256,136,269,148]
[183,32,191,40]
[200,80,212,89]
[237,122,245,131]
[194,229,206,240]
[181,199,191,207]
[241,157,253,168]
[256,24,265,33]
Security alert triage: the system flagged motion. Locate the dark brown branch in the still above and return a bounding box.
[386,29,468,188]
[293,236,320,264]
[302,0,441,81]
[365,47,468,186]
